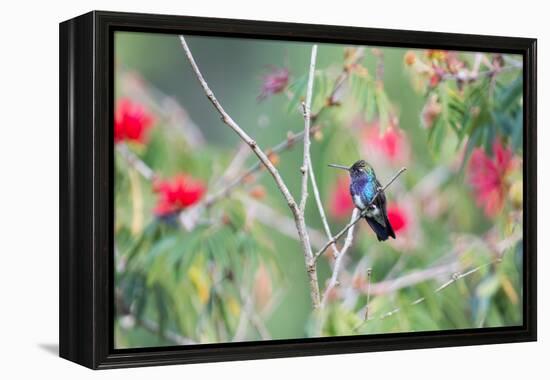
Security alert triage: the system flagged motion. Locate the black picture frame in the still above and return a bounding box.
[59,10,537,369]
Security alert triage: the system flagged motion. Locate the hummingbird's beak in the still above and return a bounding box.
[328,163,350,171]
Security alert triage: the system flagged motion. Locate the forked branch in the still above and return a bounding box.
[179,36,321,310]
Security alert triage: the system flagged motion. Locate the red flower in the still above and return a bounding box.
[258,66,290,101]
[362,123,410,164]
[467,139,515,218]
[386,204,409,233]
[428,65,445,88]
[329,177,354,219]
[429,73,441,88]
[153,175,205,217]
[114,98,154,144]
[404,51,416,66]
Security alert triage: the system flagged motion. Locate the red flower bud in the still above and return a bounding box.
[153,174,205,217]
[114,98,154,144]
[257,66,290,101]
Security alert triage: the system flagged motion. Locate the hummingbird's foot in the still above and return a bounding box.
[365,204,380,218]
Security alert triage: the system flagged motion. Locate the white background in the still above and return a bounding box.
[0,0,546,377]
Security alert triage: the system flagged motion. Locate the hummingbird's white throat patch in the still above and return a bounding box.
[353,194,366,210]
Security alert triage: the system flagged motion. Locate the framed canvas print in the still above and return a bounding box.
[59,11,537,369]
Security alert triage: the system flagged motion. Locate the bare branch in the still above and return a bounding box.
[363,268,373,320]
[303,49,339,260]
[215,143,252,188]
[306,141,339,256]
[249,310,272,341]
[116,144,156,181]
[377,262,493,320]
[115,291,196,345]
[366,230,522,322]
[201,125,323,208]
[179,36,321,310]
[314,167,407,260]
[233,289,272,342]
[365,262,460,296]
[321,208,359,307]
[242,195,327,250]
[441,58,522,82]
[120,71,206,147]
[311,47,365,120]
[299,45,318,214]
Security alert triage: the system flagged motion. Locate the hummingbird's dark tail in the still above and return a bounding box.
[365,216,396,241]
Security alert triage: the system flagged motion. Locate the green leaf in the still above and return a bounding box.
[125,221,159,263]
[460,126,482,172]
[476,275,500,298]
[221,199,246,230]
[511,109,523,152]
[145,235,180,268]
[492,111,514,136]
[364,81,376,121]
[375,87,390,131]
[428,117,446,157]
[286,74,308,113]
[170,230,204,280]
[313,71,330,111]
[497,76,523,112]
[153,285,172,337]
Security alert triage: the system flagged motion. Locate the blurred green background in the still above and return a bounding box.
[114,32,523,348]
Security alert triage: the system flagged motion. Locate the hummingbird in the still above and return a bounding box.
[329,160,395,241]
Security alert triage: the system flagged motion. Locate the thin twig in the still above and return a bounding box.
[232,289,272,342]
[120,71,206,147]
[365,261,461,296]
[363,268,373,320]
[314,167,407,260]
[442,62,521,82]
[307,148,339,256]
[352,260,494,333]
[305,55,340,258]
[116,144,156,181]
[377,262,493,320]
[372,48,384,83]
[115,291,196,345]
[311,47,366,120]
[365,230,522,322]
[232,293,253,342]
[242,195,327,250]
[299,45,317,213]
[201,125,323,208]
[180,36,321,310]
[297,44,320,309]
[136,315,197,345]
[249,311,272,340]
[214,143,251,188]
[320,208,359,307]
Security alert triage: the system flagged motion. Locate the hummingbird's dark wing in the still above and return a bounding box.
[378,185,396,240]
[364,180,396,241]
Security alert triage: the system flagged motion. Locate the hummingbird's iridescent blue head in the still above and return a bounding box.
[328,160,375,178]
[350,160,374,176]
